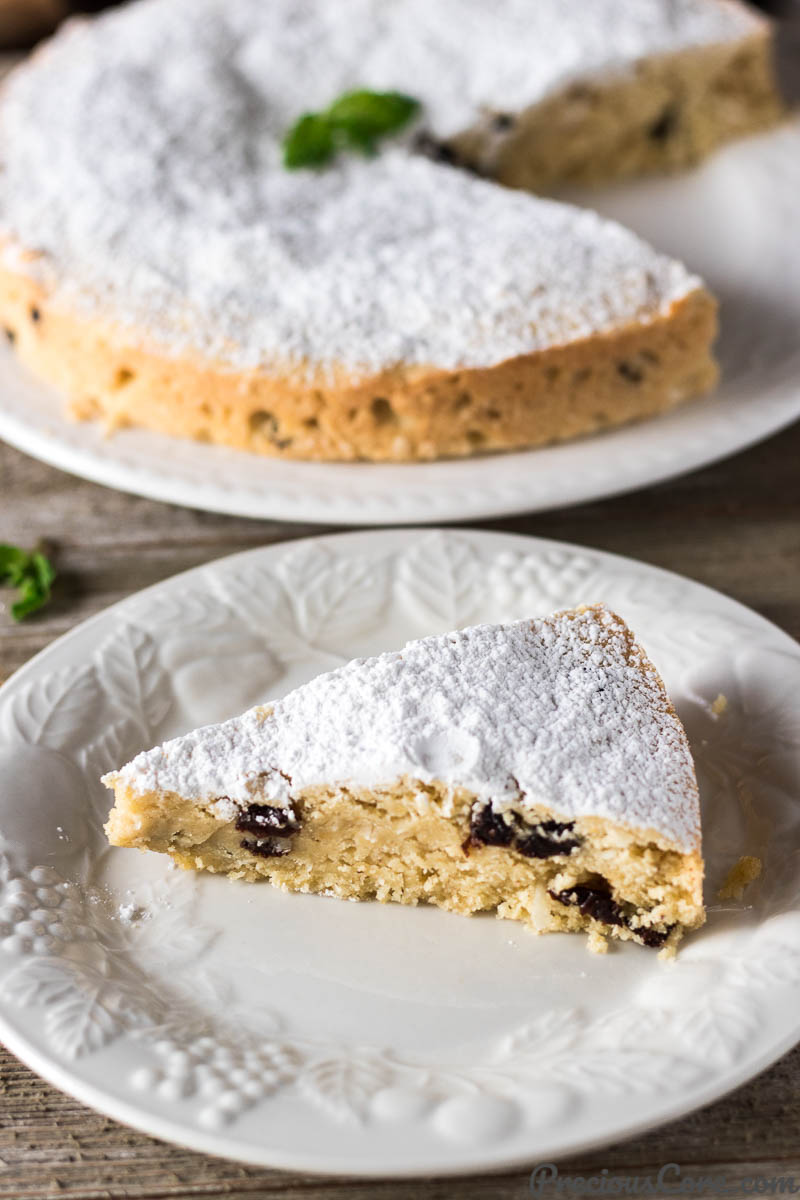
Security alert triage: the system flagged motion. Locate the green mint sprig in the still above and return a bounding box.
[283,89,421,170]
[0,543,56,621]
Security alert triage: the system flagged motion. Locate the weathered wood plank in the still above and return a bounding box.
[1,1041,799,1197]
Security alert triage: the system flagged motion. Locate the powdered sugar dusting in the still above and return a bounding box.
[0,0,735,378]
[107,606,701,852]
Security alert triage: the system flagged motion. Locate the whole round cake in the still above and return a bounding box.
[0,0,780,461]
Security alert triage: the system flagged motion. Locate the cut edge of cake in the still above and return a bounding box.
[444,4,784,190]
[102,604,705,954]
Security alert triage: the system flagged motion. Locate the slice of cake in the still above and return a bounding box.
[103,605,705,952]
[0,0,739,462]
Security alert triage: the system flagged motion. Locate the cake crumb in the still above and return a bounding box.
[587,929,609,955]
[658,938,679,961]
[711,693,728,717]
[717,855,762,901]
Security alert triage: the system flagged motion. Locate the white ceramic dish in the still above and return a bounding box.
[0,528,799,1176]
[0,124,799,525]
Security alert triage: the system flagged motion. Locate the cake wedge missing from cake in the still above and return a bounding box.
[103,605,705,953]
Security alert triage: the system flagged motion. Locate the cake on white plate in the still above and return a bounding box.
[104,605,705,954]
[0,0,779,461]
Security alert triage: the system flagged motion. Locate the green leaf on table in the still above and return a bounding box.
[0,543,56,621]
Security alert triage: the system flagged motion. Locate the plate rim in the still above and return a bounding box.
[0,1009,798,1179]
[1,375,799,527]
[1,526,800,1177]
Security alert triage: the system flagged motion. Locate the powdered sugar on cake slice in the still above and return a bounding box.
[0,0,721,380]
[106,606,701,853]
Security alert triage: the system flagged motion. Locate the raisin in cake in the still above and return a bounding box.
[103,605,705,953]
[0,0,731,461]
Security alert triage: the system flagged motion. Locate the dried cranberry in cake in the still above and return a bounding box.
[235,803,299,838]
[468,803,514,848]
[636,925,671,949]
[552,883,624,927]
[235,803,299,860]
[515,819,581,859]
[549,883,673,948]
[240,837,292,859]
[468,803,581,859]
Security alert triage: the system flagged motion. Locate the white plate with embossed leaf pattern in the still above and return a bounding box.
[1,124,800,524]
[1,528,800,1177]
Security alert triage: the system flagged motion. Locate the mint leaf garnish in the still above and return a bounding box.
[283,113,336,169]
[0,543,56,621]
[283,89,421,169]
[328,90,419,143]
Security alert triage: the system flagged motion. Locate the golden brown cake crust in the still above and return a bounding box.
[0,258,718,463]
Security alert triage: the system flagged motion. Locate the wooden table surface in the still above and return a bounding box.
[2,418,800,1198]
